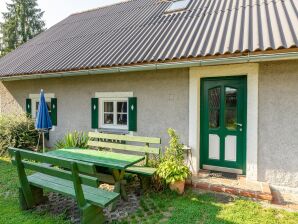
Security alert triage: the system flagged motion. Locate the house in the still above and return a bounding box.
[0,0,297,194]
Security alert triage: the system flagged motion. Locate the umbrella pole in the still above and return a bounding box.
[43,132,45,153]
[36,132,41,151]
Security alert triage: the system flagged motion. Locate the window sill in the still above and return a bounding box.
[97,128,130,135]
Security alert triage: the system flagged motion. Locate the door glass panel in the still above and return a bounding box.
[208,87,220,129]
[209,134,220,160]
[225,135,237,161]
[225,87,237,130]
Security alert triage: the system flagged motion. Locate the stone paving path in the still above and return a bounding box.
[35,183,141,223]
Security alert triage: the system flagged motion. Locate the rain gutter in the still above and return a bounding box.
[1,52,297,81]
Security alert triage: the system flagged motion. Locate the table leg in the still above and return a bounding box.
[112,169,128,200]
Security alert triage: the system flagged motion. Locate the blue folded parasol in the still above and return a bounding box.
[35,89,52,152]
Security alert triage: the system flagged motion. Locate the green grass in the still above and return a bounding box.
[0,157,70,224]
[120,190,298,224]
[0,157,297,224]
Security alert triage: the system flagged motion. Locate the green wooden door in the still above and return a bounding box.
[200,76,247,174]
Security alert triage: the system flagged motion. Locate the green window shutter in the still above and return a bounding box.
[51,98,57,126]
[128,97,137,132]
[91,98,99,129]
[26,98,32,117]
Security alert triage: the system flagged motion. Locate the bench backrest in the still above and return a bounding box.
[8,147,99,188]
[87,132,161,165]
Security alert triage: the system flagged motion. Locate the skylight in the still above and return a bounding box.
[165,0,191,13]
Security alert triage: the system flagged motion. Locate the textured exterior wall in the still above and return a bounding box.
[0,69,189,147]
[0,81,23,115]
[258,60,298,188]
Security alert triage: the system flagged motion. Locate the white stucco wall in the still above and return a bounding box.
[1,60,298,190]
[0,69,189,148]
[258,60,298,188]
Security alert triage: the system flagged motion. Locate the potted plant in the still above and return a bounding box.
[156,128,190,194]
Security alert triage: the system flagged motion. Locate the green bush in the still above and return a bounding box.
[0,114,39,155]
[55,131,88,149]
[156,128,190,184]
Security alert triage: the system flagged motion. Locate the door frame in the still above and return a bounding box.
[199,76,247,174]
[188,63,259,181]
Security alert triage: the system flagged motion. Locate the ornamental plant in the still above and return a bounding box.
[156,128,190,184]
[55,131,88,149]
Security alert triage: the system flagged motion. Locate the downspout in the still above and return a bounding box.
[0,52,297,81]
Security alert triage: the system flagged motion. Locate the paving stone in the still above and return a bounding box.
[34,182,141,223]
[192,170,274,203]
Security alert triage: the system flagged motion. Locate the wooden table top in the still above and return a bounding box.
[47,148,144,170]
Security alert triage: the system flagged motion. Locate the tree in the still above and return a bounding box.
[0,0,45,56]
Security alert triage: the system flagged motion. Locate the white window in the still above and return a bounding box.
[165,0,191,13]
[95,92,133,130]
[29,93,54,119]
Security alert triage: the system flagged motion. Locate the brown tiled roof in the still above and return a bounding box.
[0,0,297,77]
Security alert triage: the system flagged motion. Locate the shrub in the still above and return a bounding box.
[0,114,39,155]
[156,128,190,184]
[55,131,88,149]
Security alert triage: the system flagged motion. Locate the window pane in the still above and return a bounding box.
[117,102,127,113]
[104,102,114,112]
[117,114,127,125]
[226,87,237,107]
[208,87,220,129]
[208,87,220,109]
[225,87,237,130]
[166,0,190,12]
[36,102,51,116]
[104,114,114,124]
[209,110,220,128]
[46,102,51,112]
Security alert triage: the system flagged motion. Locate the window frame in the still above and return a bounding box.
[95,92,133,131]
[100,98,128,130]
[29,93,55,120]
[165,0,191,13]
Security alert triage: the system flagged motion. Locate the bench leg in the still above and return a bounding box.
[80,204,105,224]
[19,186,49,210]
[31,186,48,205]
[19,188,30,210]
[140,175,151,192]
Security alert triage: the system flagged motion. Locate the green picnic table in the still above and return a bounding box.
[47,148,144,202]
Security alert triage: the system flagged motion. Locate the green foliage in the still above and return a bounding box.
[156,128,190,184]
[55,131,88,149]
[0,114,39,155]
[0,0,45,56]
[164,128,185,161]
[156,160,190,184]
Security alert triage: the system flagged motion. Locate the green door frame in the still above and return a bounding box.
[200,75,247,174]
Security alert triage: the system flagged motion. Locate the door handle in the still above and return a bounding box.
[235,123,243,127]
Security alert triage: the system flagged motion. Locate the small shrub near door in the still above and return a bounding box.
[156,128,190,194]
[0,114,39,155]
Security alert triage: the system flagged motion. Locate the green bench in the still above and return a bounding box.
[8,147,120,224]
[88,132,161,186]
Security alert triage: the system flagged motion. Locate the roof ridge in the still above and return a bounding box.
[70,0,133,16]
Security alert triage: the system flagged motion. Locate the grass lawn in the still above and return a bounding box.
[0,157,70,224]
[0,157,297,224]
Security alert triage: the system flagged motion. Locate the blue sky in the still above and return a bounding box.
[0,0,123,28]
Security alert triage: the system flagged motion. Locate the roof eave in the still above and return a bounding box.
[1,51,298,81]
